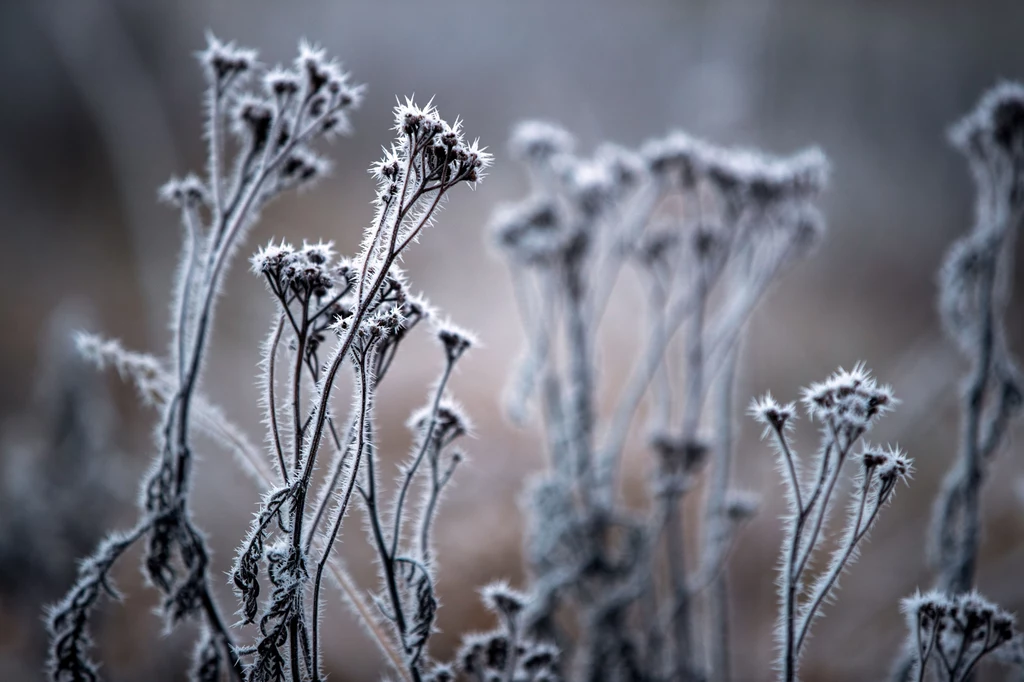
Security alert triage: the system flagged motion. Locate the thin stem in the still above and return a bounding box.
[390,360,456,560]
[265,314,288,483]
[312,360,371,681]
[793,426,845,582]
[292,297,310,474]
[775,427,803,515]
[795,466,874,653]
[598,285,699,496]
[419,454,459,565]
[562,243,596,511]
[705,343,739,682]
[937,258,996,594]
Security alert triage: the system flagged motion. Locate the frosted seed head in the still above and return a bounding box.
[199,34,257,86]
[250,240,295,276]
[642,131,703,186]
[279,147,330,189]
[509,120,575,164]
[489,198,568,264]
[650,433,709,476]
[158,174,208,208]
[561,157,616,218]
[435,320,477,364]
[520,643,560,674]
[596,142,648,193]
[749,392,797,434]
[408,399,472,443]
[800,364,896,429]
[724,489,761,522]
[263,66,301,102]
[369,306,405,338]
[950,82,1024,156]
[295,40,345,96]
[481,581,529,620]
[301,240,334,266]
[483,633,511,671]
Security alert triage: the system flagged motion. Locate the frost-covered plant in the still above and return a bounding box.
[236,97,489,682]
[890,79,1024,682]
[901,590,1019,682]
[0,307,122,679]
[45,35,491,682]
[930,82,1024,596]
[751,366,912,682]
[449,582,563,682]
[491,121,828,681]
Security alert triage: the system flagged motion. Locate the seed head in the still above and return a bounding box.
[509,120,574,164]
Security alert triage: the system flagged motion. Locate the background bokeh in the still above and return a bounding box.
[2,1,1024,680]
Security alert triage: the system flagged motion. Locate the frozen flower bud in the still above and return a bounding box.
[301,240,334,266]
[799,364,896,428]
[263,66,301,102]
[250,240,295,276]
[230,94,275,151]
[596,142,648,193]
[950,81,1024,159]
[435,321,477,364]
[158,174,209,208]
[199,34,257,86]
[901,589,951,631]
[860,447,891,470]
[369,306,404,337]
[408,399,471,444]
[457,633,489,675]
[765,147,830,200]
[749,392,797,435]
[875,445,912,499]
[280,148,330,189]
[372,148,402,183]
[509,120,575,164]
[395,98,437,137]
[489,198,569,265]
[481,581,529,620]
[483,633,511,671]
[650,433,709,476]
[642,131,703,186]
[706,145,829,205]
[520,643,560,674]
[724,489,761,522]
[562,157,616,218]
[296,40,343,95]
[401,294,434,324]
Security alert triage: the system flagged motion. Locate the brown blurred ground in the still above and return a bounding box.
[1,1,1024,680]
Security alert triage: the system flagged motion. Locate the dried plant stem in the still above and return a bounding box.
[664,274,708,681]
[705,343,739,682]
[311,359,372,681]
[935,262,995,595]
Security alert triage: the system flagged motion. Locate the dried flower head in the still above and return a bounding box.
[749,392,797,436]
[799,363,896,431]
[481,581,530,620]
[435,320,477,364]
[509,120,575,164]
[641,130,704,185]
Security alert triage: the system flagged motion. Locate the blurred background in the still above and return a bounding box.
[2,1,1024,680]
